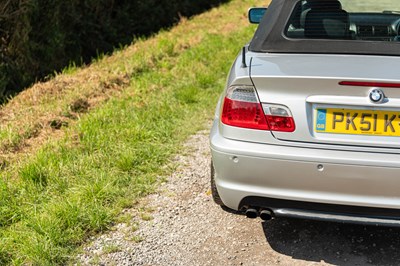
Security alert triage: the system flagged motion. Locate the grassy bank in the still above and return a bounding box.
[0,0,265,264]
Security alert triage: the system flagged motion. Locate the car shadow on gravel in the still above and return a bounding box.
[262,218,400,265]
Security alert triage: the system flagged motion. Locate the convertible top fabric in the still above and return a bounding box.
[249,0,400,56]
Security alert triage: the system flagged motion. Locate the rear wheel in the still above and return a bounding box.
[211,161,225,206]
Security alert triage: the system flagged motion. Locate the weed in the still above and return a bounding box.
[102,244,121,254]
[129,235,144,243]
[140,213,153,222]
[90,254,101,265]
[130,223,139,232]
[116,213,133,225]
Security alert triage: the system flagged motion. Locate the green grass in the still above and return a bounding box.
[0,0,264,264]
[102,244,121,254]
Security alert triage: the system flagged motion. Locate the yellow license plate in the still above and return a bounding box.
[315,108,400,136]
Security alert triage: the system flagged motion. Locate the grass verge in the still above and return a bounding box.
[0,0,266,264]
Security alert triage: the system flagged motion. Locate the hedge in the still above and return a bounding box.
[0,0,229,97]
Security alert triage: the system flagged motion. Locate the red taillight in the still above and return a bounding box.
[221,85,296,132]
[222,97,269,130]
[266,116,295,132]
[263,104,296,132]
[339,81,400,88]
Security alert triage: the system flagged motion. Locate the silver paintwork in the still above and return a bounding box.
[250,53,400,148]
[211,119,400,210]
[210,48,400,224]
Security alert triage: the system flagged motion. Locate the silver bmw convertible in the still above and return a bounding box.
[210,0,400,226]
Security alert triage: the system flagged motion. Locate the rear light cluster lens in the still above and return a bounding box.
[221,85,295,132]
[221,86,268,130]
[263,104,296,132]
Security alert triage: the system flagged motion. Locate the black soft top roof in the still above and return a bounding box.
[249,0,400,56]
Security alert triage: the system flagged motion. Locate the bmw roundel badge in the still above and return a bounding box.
[369,89,384,103]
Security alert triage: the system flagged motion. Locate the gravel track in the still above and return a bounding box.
[78,127,400,266]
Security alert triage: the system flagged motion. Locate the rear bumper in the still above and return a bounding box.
[241,197,400,226]
[210,121,400,223]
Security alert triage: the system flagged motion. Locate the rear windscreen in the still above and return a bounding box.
[285,0,400,42]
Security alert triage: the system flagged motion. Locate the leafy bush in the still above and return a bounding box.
[0,0,229,97]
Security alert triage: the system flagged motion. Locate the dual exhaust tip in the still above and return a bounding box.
[245,208,273,221]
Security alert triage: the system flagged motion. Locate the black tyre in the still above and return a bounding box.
[210,161,225,206]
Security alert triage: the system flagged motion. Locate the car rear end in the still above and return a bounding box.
[210,0,400,226]
[211,52,400,225]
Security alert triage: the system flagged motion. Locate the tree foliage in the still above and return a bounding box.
[0,0,228,96]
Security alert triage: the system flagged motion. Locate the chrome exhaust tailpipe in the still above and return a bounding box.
[245,208,258,219]
[260,209,273,221]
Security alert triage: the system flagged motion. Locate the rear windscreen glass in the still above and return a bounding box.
[285,0,400,42]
